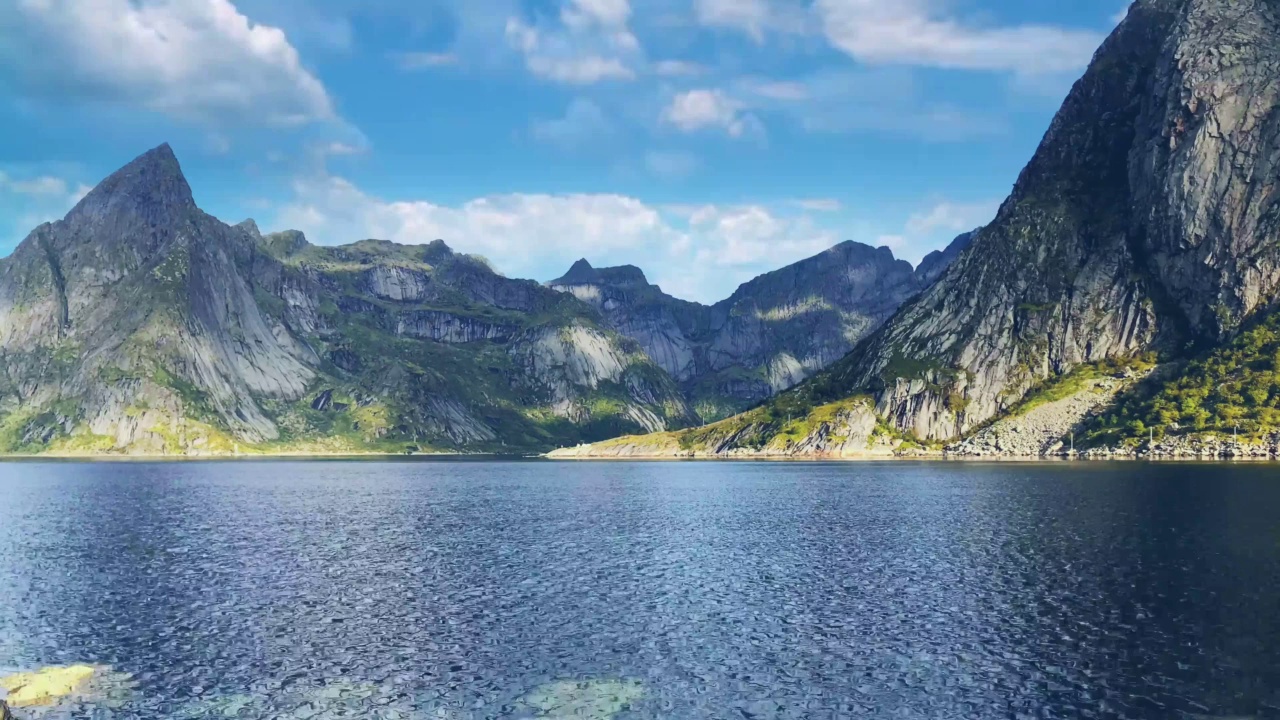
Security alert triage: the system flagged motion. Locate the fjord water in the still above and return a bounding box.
[1,462,1278,719]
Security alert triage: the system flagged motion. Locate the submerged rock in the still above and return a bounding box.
[520,679,645,719]
[0,665,95,707]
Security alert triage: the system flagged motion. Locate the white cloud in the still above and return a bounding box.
[904,200,998,236]
[794,198,842,212]
[505,0,641,84]
[0,172,70,197]
[687,204,836,266]
[695,0,771,41]
[563,0,631,28]
[744,80,809,101]
[871,199,999,265]
[814,0,1104,74]
[1,0,335,126]
[531,98,616,147]
[661,89,763,139]
[739,68,1006,142]
[654,60,708,76]
[318,141,365,157]
[393,52,460,69]
[273,172,850,303]
[693,0,810,41]
[0,171,94,249]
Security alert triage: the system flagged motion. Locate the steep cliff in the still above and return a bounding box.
[842,0,1280,442]
[548,234,973,420]
[0,145,696,455]
[559,0,1280,457]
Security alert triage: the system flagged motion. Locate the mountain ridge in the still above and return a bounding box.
[556,0,1280,459]
[0,145,703,455]
[546,232,976,420]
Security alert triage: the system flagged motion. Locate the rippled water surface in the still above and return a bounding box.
[2,461,1280,719]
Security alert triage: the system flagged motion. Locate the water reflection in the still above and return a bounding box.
[0,461,1278,718]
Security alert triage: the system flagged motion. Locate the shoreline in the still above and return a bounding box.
[1,448,1277,463]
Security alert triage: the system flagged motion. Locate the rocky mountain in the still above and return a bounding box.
[547,233,974,420]
[558,0,1280,458]
[0,144,697,455]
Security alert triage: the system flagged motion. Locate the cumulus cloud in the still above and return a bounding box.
[814,0,1104,74]
[1,0,335,126]
[0,172,73,198]
[505,0,641,84]
[878,199,999,265]
[0,170,93,251]
[393,52,460,70]
[661,89,763,139]
[654,60,708,77]
[273,172,850,303]
[794,198,842,212]
[531,98,617,147]
[743,80,809,101]
[904,200,999,236]
[693,0,810,41]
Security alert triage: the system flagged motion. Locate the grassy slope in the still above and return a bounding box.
[1083,310,1280,447]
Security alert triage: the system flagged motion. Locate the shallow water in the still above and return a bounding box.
[1,460,1279,719]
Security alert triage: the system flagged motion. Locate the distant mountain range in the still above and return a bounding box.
[547,232,973,421]
[0,145,960,455]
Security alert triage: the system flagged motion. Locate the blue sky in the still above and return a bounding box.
[0,0,1129,303]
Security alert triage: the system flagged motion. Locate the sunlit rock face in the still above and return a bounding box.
[0,145,698,455]
[547,235,973,420]
[788,0,1280,443]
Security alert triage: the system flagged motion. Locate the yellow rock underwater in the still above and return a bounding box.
[0,665,96,707]
[521,679,646,719]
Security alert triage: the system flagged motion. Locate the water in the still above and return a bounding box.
[0,461,1278,719]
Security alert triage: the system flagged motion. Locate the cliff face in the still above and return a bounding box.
[547,234,973,420]
[0,146,696,455]
[819,0,1280,442]
[558,0,1280,458]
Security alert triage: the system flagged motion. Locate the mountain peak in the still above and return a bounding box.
[236,219,262,239]
[65,143,196,228]
[553,259,598,285]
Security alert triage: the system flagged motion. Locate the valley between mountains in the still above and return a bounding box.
[3,0,1279,459]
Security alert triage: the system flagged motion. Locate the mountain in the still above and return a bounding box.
[556,0,1280,458]
[547,234,974,420]
[0,144,696,455]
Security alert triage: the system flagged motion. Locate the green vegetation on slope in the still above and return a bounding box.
[1084,312,1280,446]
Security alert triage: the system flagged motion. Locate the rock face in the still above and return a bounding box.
[0,145,696,455]
[802,0,1280,442]
[553,0,1280,459]
[547,234,974,420]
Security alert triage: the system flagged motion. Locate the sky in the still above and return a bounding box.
[0,0,1130,303]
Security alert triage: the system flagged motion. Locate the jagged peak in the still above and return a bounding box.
[550,259,652,288]
[64,142,196,226]
[262,229,310,257]
[236,219,262,239]
[551,258,599,285]
[422,239,454,264]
